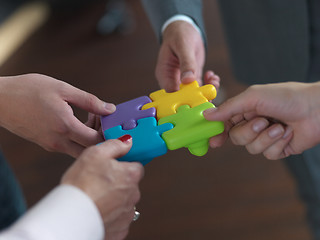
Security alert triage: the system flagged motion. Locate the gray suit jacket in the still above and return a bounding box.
[141,0,206,45]
[142,0,312,85]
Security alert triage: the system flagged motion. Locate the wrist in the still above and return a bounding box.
[306,81,320,143]
[161,15,202,37]
[0,76,12,127]
[162,20,204,48]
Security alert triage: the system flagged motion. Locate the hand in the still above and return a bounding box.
[0,74,115,157]
[158,21,219,92]
[203,82,320,160]
[61,136,144,240]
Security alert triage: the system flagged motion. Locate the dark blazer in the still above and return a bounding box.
[141,0,206,45]
[142,0,311,85]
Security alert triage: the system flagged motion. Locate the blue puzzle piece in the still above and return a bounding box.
[101,96,156,132]
[104,117,173,165]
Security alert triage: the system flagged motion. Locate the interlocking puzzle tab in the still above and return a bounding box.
[158,102,224,156]
[100,96,156,132]
[142,81,216,119]
[100,81,224,165]
[104,117,173,165]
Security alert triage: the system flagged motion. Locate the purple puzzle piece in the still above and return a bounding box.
[100,96,156,133]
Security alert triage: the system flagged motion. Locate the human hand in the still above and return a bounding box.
[0,74,115,157]
[61,135,144,240]
[203,82,320,159]
[158,21,219,92]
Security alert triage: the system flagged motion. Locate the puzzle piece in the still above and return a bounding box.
[104,117,173,165]
[142,81,216,119]
[158,102,224,156]
[100,96,156,132]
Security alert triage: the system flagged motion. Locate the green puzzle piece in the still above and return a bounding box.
[158,102,224,156]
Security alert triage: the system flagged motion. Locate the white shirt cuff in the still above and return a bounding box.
[0,185,104,240]
[161,14,202,35]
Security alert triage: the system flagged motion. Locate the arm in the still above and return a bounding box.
[0,137,144,240]
[141,0,219,92]
[0,74,116,157]
[141,0,206,43]
[203,81,320,160]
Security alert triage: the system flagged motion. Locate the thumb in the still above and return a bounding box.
[97,135,133,159]
[179,54,198,85]
[174,39,198,84]
[64,84,116,115]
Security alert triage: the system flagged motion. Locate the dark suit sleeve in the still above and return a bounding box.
[141,0,206,45]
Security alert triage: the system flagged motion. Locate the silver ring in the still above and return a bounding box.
[133,207,140,221]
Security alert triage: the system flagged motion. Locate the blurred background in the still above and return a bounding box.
[0,0,312,239]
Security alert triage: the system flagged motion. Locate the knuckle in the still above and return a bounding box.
[117,229,130,240]
[85,93,98,109]
[82,145,104,160]
[45,140,64,153]
[54,120,71,136]
[246,145,260,155]
[125,163,144,182]
[229,133,245,146]
[58,81,72,97]
[230,125,256,146]
[263,151,278,160]
[246,85,262,99]
[229,135,240,145]
[26,73,41,79]
[132,189,141,205]
[248,84,260,92]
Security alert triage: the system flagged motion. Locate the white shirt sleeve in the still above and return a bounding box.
[161,14,202,36]
[0,184,104,240]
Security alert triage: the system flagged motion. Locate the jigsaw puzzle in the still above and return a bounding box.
[100,81,224,165]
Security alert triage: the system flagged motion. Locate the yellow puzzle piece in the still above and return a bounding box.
[142,81,216,119]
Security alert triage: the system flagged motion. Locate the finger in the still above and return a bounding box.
[119,161,144,185]
[245,123,286,155]
[203,88,260,122]
[106,209,135,234]
[263,126,294,160]
[97,136,133,159]
[181,70,197,84]
[96,137,144,183]
[45,138,84,158]
[62,84,116,115]
[204,70,220,90]
[178,50,199,85]
[229,118,269,146]
[208,118,233,148]
[64,140,85,158]
[209,131,228,148]
[85,113,96,129]
[94,115,101,131]
[179,44,204,86]
[85,113,101,131]
[105,227,130,240]
[155,45,181,92]
[243,112,259,121]
[230,114,246,125]
[69,117,105,147]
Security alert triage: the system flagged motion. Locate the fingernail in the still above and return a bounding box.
[105,102,116,112]
[118,134,132,143]
[203,108,218,120]
[203,107,217,115]
[181,71,194,80]
[268,125,284,138]
[282,126,293,139]
[207,71,214,78]
[252,119,268,133]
